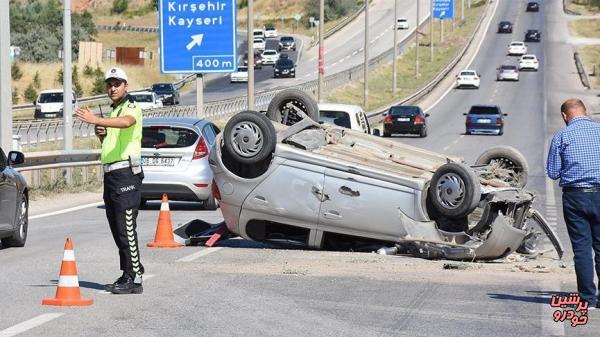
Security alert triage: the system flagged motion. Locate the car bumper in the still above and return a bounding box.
[230,77,248,83]
[159,96,175,104]
[456,80,480,88]
[263,60,277,65]
[141,170,212,201]
[384,124,425,134]
[278,45,295,51]
[498,74,519,81]
[466,125,502,134]
[519,64,538,71]
[274,72,295,77]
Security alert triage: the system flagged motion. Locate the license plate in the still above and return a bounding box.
[45,114,57,118]
[282,70,289,74]
[478,119,492,124]
[397,117,410,122]
[142,157,176,166]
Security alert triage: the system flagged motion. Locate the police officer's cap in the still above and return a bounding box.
[105,67,128,83]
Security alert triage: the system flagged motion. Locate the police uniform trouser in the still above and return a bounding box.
[103,167,144,279]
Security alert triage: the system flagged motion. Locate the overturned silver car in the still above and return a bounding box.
[207,89,563,260]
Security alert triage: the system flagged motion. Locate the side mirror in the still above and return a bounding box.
[8,151,24,166]
[372,129,381,137]
[503,113,508,116]
[463,113,468,116]
[424,113,430,118]
[382,113,388,117]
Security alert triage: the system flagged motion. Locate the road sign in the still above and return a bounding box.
[432,0,455,19]
[294,14,302,22]
[159,0,237,73]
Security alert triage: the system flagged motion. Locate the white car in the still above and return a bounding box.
[230,66,249,83]
[396,18,409,30]
[507,41,527,56]
[455,70,481,89]
[318,103,371,134]
[34,89,77,119]
[518,54,539,71]
[261,49,280,65]
[264,27,278,38]
[253,29,265,40]
[130,91,163,110]
[253,38,266,51]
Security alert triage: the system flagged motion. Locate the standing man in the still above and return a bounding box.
[76,67,145,295]
[546,98,600,308]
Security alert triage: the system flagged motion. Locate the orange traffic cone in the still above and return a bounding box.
[147,194,183,248]
[42,238,93,306]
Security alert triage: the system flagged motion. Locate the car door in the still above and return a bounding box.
[318,168,416,241]
[0,149,17,231]
[240,160,325,235]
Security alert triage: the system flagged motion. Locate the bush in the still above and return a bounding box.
[83,65,94,77]
[72,65,83,97]
[12,87,19,104]
[11,63,23,81]
[91,73,106,95]
[303,0,361,27]
[112,0,129,14]
[56,68,63,85]
[24,83,38,103]
[33,71,41,89]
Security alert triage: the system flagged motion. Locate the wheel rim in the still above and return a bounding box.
[230,121,264,158]
[277,98,308,125]
[435,173,466,209]
[18,197,27,239]
[489,157,524,185]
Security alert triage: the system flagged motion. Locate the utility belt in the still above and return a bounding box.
[103,155,142,175]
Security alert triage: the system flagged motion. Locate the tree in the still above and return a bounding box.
[91,73,106,95]
[33,71,41,89]
[56,68,63,85]
[72,65,83,97]
[112,0,129,14]
[24,83,38,103]
[83,65,94,77]
[11,63,23,81]
[12,87,19,104]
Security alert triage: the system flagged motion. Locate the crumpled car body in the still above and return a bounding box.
[209,117,563,261]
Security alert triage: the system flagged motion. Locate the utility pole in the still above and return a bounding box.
[247,0,255,110]
[392,0,398,93]
[415,0,420,77]
[196,74,203,117]
[63,0,73,151]
[0,0,12,151]
[318,0,324,102]
[430,0,434,62]
[441,17,444,43]
[363,0,369,108]
[462,0,465,21]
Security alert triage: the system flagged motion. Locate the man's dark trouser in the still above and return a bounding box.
[103,167,144,280]
[562,191,600,305]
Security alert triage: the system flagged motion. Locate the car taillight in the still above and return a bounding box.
[384,116,393,123]
[211,179,222,201]
[474,76,479,80]
[466,116,472,124]
[192,137,209,160]
[496,118,503,126]
[414,116,424,124]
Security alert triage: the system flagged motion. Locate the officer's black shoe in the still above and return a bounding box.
[109,275,143,295]
[104,273,128,292]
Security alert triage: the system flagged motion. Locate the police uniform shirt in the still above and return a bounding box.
[101,95,143,165]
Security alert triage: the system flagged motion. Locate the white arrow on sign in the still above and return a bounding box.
[186,34,204,51]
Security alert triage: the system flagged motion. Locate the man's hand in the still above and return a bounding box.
[95,125,107,141]
[75,107,99,124]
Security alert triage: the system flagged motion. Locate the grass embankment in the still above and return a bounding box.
[579,45,600,89]
[569,19,600,38]
[565,0,600,15]
[326,0,486,111]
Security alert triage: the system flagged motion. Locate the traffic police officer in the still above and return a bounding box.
[75,67,145,294]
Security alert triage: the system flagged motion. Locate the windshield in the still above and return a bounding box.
[236,67,248,72]
[142,126,199,149]
[320,111,351,128]
[460,71,476,76]
[276,59,294,67]
[132,94,153,103]
[469,106,500,115]
[389,106,420,116]
[500,65,517,70]
[263,51,277,55]
[280,37,294,42]
[38,93,64,103]
[152,84,173,91]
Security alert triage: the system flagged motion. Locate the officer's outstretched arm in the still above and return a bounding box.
[95,115,136,129]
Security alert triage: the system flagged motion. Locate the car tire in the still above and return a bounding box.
[475,145,529,188]
[2,194,28,247]
[266,88,319,125]
[419,128,427,138]
[203,193,218,211]
[428,163,481,219]
[223,110,276,165]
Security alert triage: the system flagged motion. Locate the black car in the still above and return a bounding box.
[151,83,180,105]
[383,105,429,137]
[526,2,539,12]
[243,51,263,69]
[0,148,28,248]
[278,36,296,51]
[274,58,295,78]
[524,29,541,42]
[497,21,513,33]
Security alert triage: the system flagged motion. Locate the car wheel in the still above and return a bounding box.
[419,128,427,138]
[223,111,276,165]
[2,194,28,247]
[266,88,319,125]
[475,145,529,188]
[383,132,390,137]
[428,163,481,219]
[203,193,219,211]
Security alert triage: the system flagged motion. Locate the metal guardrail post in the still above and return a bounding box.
[574,51,591,90]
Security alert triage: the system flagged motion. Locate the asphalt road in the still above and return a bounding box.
[2,0,599,336]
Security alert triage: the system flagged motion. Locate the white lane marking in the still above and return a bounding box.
[540,280,565,337]
[425,0,500,113]
[332,62,339,67]
[370,39,378,44]
[177,247,223,262]
[352,50,359,56]
[96,274,156,294]
[459,135,465,139]
[0,313,64,337]
[443,145,450,151]
[30,202,104,220]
